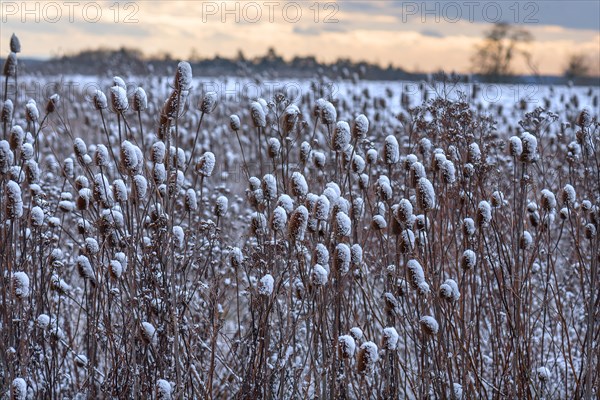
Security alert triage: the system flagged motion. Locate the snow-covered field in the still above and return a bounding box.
[1,69,599,399]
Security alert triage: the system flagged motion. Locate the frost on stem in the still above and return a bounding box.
[357,342,379,375]
[258,274,274,296]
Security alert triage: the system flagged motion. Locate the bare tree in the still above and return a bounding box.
[472,22,533,79]
[564,53,590,79]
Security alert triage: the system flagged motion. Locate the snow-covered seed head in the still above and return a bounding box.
[11,378,27,400]
[151,141,166,164]
[357,342,379,375]
[250,101,266,128]
[132,87,148,112]
[288,205,309,241]
[1,99,13,123]
[585,223,596,239]
[407,259,426,289]
[313,243,329,266]
[311,264,329,286]
[463,218,475,237]
[141,321,157,346]
[334,211,352,238]
[520,231,533,250]
[156,379,173,400]
[5,180,23,219]
[3,52,17,78]
[366,148,378,165]
[200,91,218,114]
[109,260,123,280]
[575,108,592,128]
[383,135,400,165]
[282,104,300,134]
[319,99,337,124]
[467,142,481,164]
[25,99,39,123]
[10,33,21,53]
[172,226,185,249]
[77,255,96,286]
[350,327,363,342]
[174,61,193,91]
[13,271,30,299]
[416,178,436,212]
[333,243,351,274]
[491,191,504,208]
[113,76,126,89]
[230,114,241,131]
[110,85,129,113]
[313,195,330,221]
[258,274,274,296]
[352,114,369,139]
[540,189,556,211]
[371,215,387,230]
[267,137,281,159]
[419,316,439,335]
[214,196,228,217]
[376,175,392,201]
[520,132,538,163]
[291,171,308,198]
[271,206,288,232]
[338,335,356,358]
[133,175,148,200]
[461,249,477,270]
[477,201,492,227]
[441,160,456,185]
[299,141,311,165]
[30,206,44,227]
[537,367,551,382]
[120,140,139,173]
[332,121,351,151]
[509,136,522,157]
[9,125,24,150]
[196,152,216,177]
[93,89,108,110]
[561,184,576,206]
[439,279,460,301]
[46,93,60,113]
[382,327,399,350]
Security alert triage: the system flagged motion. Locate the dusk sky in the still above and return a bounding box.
[1,0,599,75]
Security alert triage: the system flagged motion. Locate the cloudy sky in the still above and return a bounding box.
[1,0,599,75]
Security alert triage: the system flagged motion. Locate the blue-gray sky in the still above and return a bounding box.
[1,1,599,74]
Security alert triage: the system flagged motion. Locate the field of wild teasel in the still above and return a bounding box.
[1,34,599,399]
